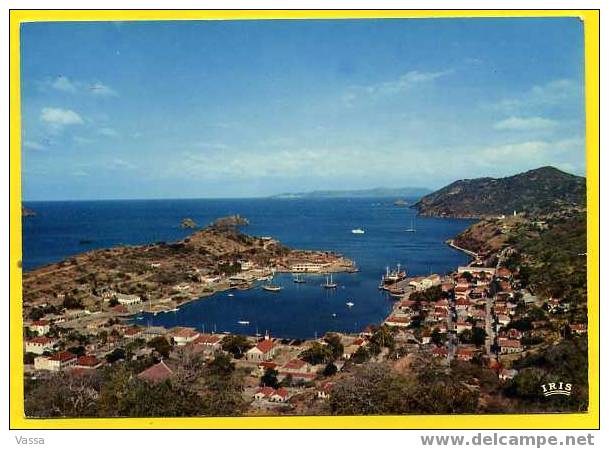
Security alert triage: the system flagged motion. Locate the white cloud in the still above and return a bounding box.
[98,127,119,137]
[107,158,136,170]
[493,79,582,113]
[345,69,453,104]
[51,76,78,93]
[40,107,84,127]
[41,76,118,97]
[73,136,95,145]
[493,116,557,131]
[23,140,45,151]
[88,82,118,97]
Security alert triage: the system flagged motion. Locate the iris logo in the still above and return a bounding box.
[541,382,572,397]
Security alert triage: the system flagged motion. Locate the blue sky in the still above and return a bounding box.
[21,18,585,200]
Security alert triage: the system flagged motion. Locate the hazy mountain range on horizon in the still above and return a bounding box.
[269,186,432,199]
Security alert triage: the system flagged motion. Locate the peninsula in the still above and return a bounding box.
[22,216,355,320]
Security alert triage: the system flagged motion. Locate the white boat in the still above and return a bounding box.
[351,228,365,234]
[136,316,144,320]
[346,302,355,308]
[262,270,282,292]
[323,273,337,289]
[237,320,250,325]
[228,293,235,297]
[331,313,337,318]
[405,216,416,232]
[293,274,306,284]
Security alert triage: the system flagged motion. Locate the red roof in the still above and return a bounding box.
[194,334,222,345]
[255,386,275,397]
[273,387,289,398]
[77,355,102,367]
[256,339,274,353]
[111,305,129,314]
[282,358,307,370]
[123,326,142,336]
[432,346,448,356]
[258,361,278,370]
[31,320,49,326]
[386,316,410,323]
[319,382,334,393]
[49,351,76,362]
[171,327,200,339]
[27,336,55,345]
[500,339,522,348]
[137,360,173,383]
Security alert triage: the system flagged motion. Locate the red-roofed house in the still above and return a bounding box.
[456,347,475,361]
[76,355,103,370]
[169,327,200,346]
[254,386,275,400]
[123,326,143,339]
[246,336,276,362]
[279,358,314,377]
[317,382,333,399]
[34,351,77,371]
[569,323,587,335]
[498,338,523,354]
[25,336,57,355]
[270,387,290,402]
[29,320,50,336]
[137,360,174,383]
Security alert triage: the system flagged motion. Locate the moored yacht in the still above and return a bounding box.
[323,273,337,289]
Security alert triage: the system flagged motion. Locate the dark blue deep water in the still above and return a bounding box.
[23,198,474,338]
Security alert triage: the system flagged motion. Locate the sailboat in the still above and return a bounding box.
[293,273,306,284]
[262,270,282,292]
[323,273,337,289]
[405,216,416,232]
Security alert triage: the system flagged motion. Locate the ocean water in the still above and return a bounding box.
[22,198,474,338]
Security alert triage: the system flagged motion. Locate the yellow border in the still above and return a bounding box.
[9,9,599,430]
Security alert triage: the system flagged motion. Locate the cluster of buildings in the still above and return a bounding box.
[380,261,587,378]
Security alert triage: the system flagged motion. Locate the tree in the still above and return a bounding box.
[300,342,333,365]
[351,346,370,364]
[221,335,253,359]
[62,295,84,309]
[206,353,235,376]
[431,328,446,346]
[323,362,338,377]
[459,329,473,344]
[471,327,487,347]
[323,333,344,360]
[25,373,100,418]
[260,368,279,388]
[105,348,126,364]
[147,336,172,358]
[370,326,395,350]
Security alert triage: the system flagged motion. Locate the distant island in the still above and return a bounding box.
[412,166,585,219]
[270,186,432,199]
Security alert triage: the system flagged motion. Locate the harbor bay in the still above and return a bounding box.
[23,197,473,338]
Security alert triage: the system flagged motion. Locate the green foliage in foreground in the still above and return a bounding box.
[25,352,246,418]
[329,363,479,415]
[505,336,588,412]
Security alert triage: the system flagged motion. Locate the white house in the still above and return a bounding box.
[34,351,77,371]
[25,336,56,355]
